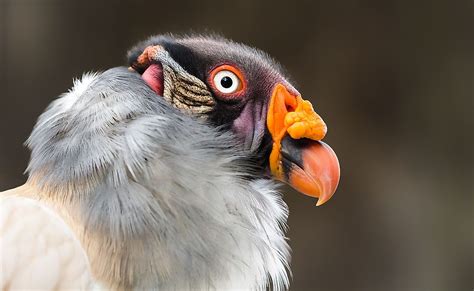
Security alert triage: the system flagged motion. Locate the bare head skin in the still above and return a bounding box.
[128,34,340,205]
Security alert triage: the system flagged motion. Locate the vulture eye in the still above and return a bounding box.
[209,65,246,97]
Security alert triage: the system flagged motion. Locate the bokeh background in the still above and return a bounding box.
[0,1,472,290]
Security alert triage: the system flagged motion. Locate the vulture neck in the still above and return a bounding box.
[24,67,290,290]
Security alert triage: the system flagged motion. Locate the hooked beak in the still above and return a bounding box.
[267,84,340,206]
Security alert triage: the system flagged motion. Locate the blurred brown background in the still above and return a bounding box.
[0,0,472,290]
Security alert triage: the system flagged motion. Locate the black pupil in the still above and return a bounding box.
[220,76,233,89]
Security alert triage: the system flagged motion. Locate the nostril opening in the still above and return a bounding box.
[286,104,296,112]
[283,93,298,112]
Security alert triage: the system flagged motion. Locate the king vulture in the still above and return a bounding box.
[0,35,340,290]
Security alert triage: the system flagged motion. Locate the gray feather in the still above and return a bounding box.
[25,67,290,290]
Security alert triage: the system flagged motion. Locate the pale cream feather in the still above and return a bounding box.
[0,186,96,290]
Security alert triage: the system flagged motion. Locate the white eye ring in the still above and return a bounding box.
[213,70,241,94]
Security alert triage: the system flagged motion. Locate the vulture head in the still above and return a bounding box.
[128,35,340,205]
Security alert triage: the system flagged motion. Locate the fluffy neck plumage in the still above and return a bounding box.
[25,67,290,290]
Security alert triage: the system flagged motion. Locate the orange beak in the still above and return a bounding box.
[267,84,340,206]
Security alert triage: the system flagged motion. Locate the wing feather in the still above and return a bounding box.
[0,192,95,290]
